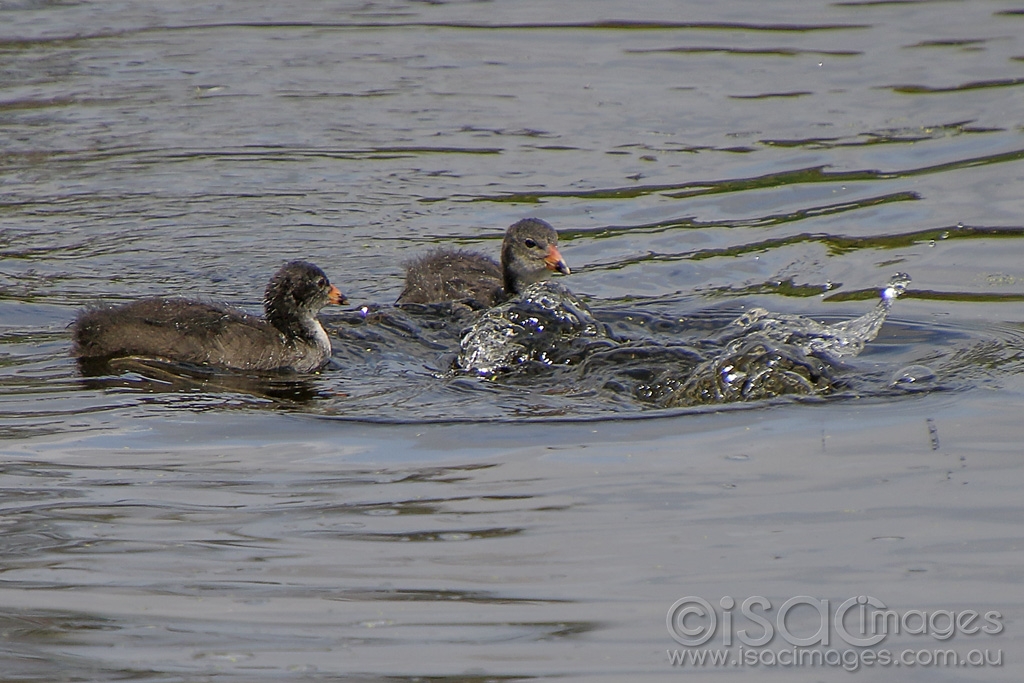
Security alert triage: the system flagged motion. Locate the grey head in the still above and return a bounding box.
[264,261,347,339]
[500,218,570,296]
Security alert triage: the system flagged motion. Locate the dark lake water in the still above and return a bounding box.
[2,1,1024,680]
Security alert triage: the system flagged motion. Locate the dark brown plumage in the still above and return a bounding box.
[396,218,570,307]
[72,261,346,373]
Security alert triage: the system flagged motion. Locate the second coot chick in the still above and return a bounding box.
[72,261,346,373]
[396,218,570,307]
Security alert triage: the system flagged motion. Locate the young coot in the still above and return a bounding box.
[396,218,570,307]
[72,261,346,373]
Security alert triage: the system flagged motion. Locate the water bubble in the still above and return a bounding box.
[365,508,399,516]
[882,273,911,304]
[890,365,936,390]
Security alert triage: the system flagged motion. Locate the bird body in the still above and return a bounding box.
[72,261,345,373]
[396,218,569,307]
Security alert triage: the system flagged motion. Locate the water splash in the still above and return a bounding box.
[723,272,911,359]
[661,273,911,406]
[456,282,611,377]
[457,274,911,408]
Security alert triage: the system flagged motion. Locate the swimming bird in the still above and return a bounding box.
[72,261,346,373]
[396,218,570,307]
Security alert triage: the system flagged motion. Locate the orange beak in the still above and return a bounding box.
[327,284,348,305]
[544,245,571,275]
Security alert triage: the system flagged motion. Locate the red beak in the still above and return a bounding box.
[544,245,571,275]
[328,285,348,305]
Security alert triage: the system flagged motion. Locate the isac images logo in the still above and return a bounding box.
[666,595,1003,672]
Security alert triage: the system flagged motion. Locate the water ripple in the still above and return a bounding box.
[450,147,1024,203]
[888,77,1024,94]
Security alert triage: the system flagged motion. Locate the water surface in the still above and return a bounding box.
[2,0,1024,679]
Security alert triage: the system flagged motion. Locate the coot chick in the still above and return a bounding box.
[72,261,347,373]
[396,218,570,307]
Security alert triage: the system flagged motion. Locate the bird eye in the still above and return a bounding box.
[317,277,327,287]
[524,238,537,248]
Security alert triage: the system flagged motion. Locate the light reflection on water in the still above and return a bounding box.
[2,1,1024,680]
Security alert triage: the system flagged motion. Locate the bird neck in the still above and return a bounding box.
[265,299,321,342]
[501,240,535,295]
[503,261,546,297]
